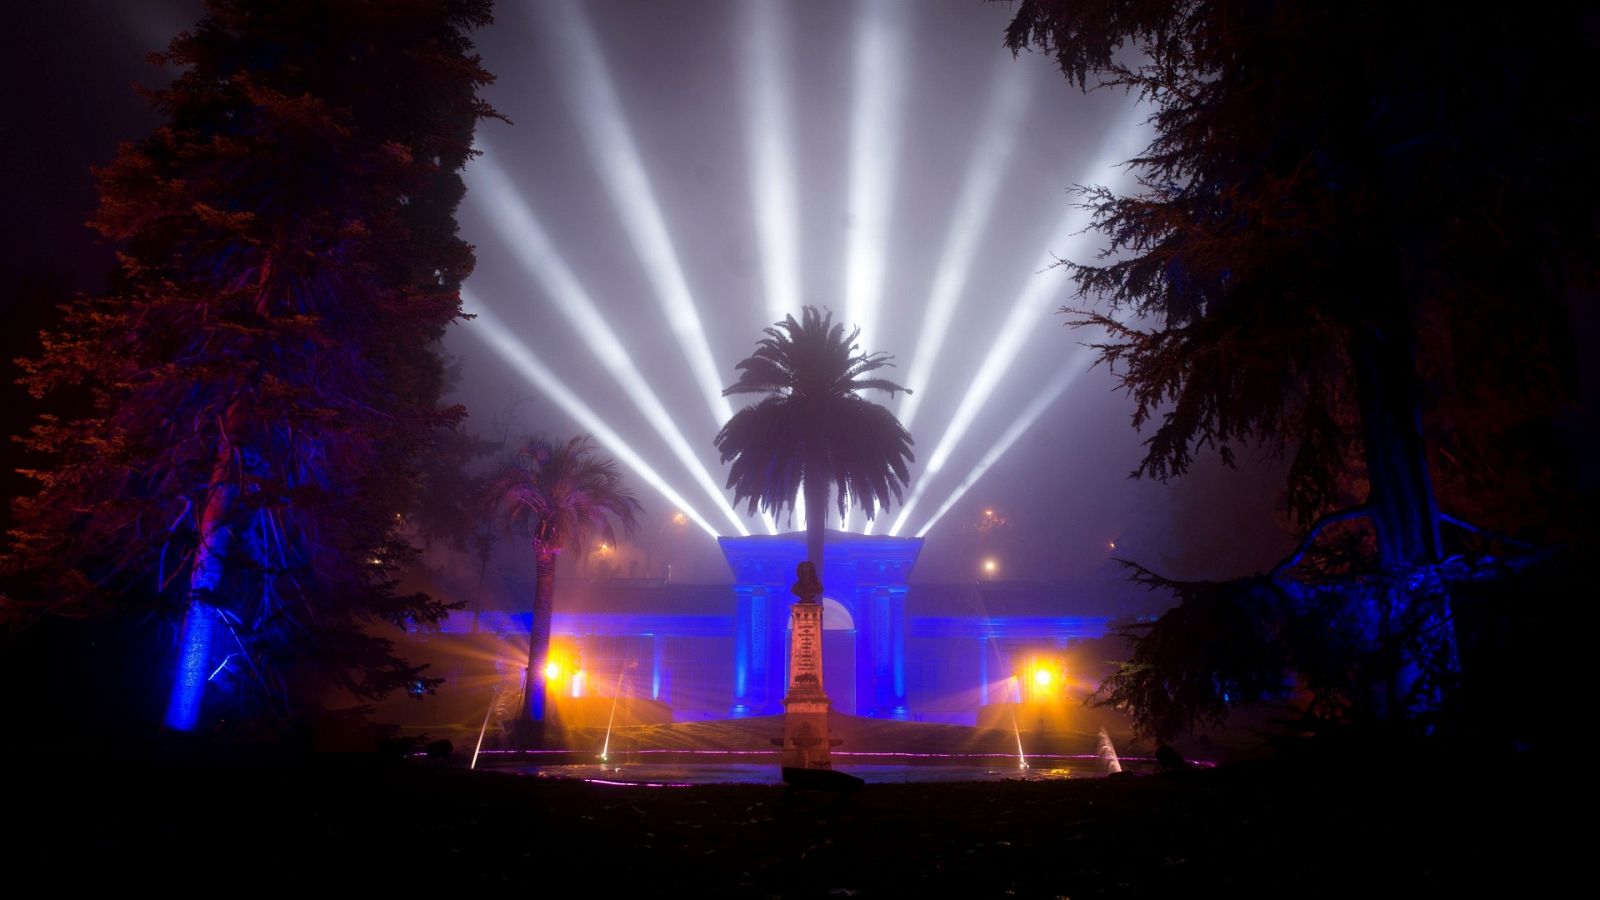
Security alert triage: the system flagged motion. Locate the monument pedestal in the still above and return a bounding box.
[779,697,832,771]
[779,564,837,771]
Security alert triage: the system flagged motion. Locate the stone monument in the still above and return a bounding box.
[780,560,836,771]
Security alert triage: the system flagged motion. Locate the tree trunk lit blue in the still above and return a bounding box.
[165,467,234,732]
[164,599,218,731]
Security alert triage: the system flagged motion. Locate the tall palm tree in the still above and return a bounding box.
[486,434,641,730]
[715,306,914,571]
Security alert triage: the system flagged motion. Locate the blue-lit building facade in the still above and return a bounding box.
[430,532,1114,726]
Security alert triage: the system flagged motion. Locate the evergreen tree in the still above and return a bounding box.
[1005,0,1594,733]
[6,0,500,731]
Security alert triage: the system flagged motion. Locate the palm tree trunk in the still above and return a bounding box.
[804,475,828,575]
[525,542,558,725]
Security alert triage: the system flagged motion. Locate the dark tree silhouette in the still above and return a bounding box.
[5,0,499,731]
[484,435,640,733]
[1006,0,1594,735]
[715,306,913,571]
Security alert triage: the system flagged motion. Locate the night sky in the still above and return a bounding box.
[3,1,1423,599]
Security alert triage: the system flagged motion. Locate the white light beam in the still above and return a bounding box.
[913,359,1088,538]
[741,0,801,323]
[461,293,721,539]
[468,148,751,536]
[897,57,1035,432]
[843,0,907,347]
[537,0,734,428]
[890,107,1148,536]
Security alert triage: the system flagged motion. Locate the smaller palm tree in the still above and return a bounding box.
[715,306,913,572]
[485,434,641,732]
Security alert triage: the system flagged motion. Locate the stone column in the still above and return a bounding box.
[888,586,908,717]
[869,588,894,716]
[978,634,989,707]
[731,585,756,717]
[651,633,664,702]
[764,586,787,715]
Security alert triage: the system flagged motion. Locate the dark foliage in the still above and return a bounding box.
[1006,0,1593,529]
[1008,0,1596,739]
[1102,550,1564,742]
[5,0,499,725]
[1098,567,1292,741]
[411,407,501,554]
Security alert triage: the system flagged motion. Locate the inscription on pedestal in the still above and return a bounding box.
[790,604,823,693]
[782,561,834,770]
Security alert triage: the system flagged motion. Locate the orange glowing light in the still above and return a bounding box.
[544,661,561,681]
[983,558,998,574]
[1033,668,1052,687]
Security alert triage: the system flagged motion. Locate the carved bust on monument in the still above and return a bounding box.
[792,560,823,604]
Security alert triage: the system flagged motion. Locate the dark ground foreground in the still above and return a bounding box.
[8,743,1565,897]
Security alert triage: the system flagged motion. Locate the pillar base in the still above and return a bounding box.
[780,696,834,770]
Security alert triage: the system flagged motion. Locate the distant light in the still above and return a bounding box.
[984,509,994,517]
[983,558,998,574]
[672,512,687,526]
[1109,541,1116,550]
[599,543,610,551]
[544,662,561,682]
[1033,668,1052,688]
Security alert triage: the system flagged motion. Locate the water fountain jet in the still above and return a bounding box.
[600,667,627,766]
[1009,707,1028,771]
[1097,727,1123,775]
